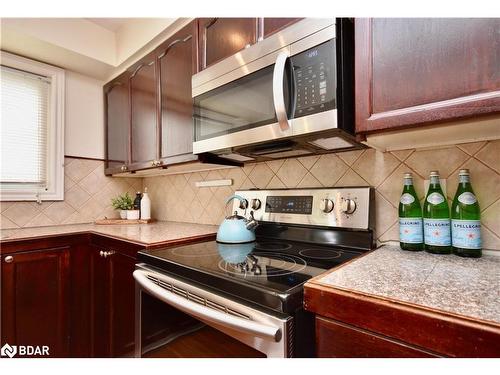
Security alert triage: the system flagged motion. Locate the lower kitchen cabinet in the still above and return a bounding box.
[1,246,71,357]
[89,237,141,357]
[315,316,436,358]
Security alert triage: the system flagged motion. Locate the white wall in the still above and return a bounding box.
[65,71,105,159]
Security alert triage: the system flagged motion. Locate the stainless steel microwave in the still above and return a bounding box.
[192,18,360,163]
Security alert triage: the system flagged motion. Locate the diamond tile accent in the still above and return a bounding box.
[3,202,40,227]
[337,149,365,166]
[65,185,91,209]
[378,164,425,208]
[309,154,348,187]
[335,169,369,187]
[43,201,76,224]
[297,173,322,188]
[457,141,487,156]
[352,149,400,187]
[276,159,308,187]
[248,163,274,188]
[482,199,500,235]
[405,146,469,178]
[374,191,398,238]
[297,155,320,170]
[390,149,414,162]
[475,140,500,174]
[266,176,286,189]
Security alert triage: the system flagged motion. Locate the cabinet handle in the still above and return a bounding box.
[120,165,128,172]
[100,250,105,257]
[4,255,13,263]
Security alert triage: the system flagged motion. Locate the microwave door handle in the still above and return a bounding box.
[273,52,291,131]
[133,270,281,342]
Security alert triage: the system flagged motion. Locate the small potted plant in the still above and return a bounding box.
[111,193,134,219]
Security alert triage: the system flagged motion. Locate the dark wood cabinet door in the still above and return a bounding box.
[316,316,437,358]
[262,18,301,39]
[129,55,158,168]
[199,18,257,70]
[89,246,110,357]
[104,73,130,174]
[108,251,136,357]
[158,20,197,164]
[1,247,70,357]
[355,18,500,133]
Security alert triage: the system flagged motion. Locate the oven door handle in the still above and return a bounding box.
[272,51,292,132]
[133,270,282,342]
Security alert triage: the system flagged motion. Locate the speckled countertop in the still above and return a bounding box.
[315,245,500,324]
[0,221,218,246]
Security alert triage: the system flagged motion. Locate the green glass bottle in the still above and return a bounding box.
[398,173,423,251]
[423,171,451,254]
[451,169,482,258]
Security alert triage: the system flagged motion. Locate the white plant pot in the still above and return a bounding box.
[119,210,127,219]
[126,210,140,220]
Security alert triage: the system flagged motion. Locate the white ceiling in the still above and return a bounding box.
[85,18,131,32]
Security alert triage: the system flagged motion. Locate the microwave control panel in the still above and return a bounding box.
[292,39,336,118]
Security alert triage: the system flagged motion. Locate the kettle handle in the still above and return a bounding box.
[225,194,246,205]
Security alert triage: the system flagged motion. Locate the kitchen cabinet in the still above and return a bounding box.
[262,18,301,39]
[158,20,198,165]
[198,18,258,70]
[315,316,436,358]
[129,53,159,170]
[104,72,130,175]
[355,18,500,134]
[1,246,71,357]
[89,236,141,357]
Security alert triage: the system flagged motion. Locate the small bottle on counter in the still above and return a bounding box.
[140,187,151,220]
[398,172,423,251]
[451,169,482,258]
[423,171,451,254]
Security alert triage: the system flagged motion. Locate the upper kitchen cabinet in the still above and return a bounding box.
[198,18,258,70]
[104,72,130,175]
[261,18,301,39]
[355,18,500,134]
[158,20,198,165]
[129,53,159,170]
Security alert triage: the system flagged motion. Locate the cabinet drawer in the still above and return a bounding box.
[316,316,438,358]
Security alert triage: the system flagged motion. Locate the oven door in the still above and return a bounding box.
[193,47,295,157]
[133,268,292,358]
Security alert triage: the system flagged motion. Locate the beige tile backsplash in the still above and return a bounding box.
[143,140,499,251]
[1,141,499,251]
[0,157,142,229]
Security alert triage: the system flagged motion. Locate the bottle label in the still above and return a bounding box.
[424,219,451,246]
[399,218,423,243]
[458,192,477,205]
[426,192,445,205]
[400,193,415,205]
[452,220,481,249]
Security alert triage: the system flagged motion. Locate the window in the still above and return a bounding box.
[0,52,65,201]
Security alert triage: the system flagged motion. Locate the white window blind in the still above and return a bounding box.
[1,65,50,187]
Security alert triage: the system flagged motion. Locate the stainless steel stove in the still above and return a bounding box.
[134,187,374,358]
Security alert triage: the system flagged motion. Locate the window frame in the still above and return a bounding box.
[0,51,65,201]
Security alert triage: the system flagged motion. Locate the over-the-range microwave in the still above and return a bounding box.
[192,18,360,163]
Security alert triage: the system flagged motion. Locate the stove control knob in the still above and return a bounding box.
[320,199,334,213]
[341,199,357,214]
[251,198,261,210]
[238,199,249,210]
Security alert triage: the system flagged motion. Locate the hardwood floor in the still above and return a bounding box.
[143,325,265,358]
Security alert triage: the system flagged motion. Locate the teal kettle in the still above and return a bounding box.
[216,195,257,244]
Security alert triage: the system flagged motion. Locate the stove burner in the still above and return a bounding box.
[218,252,307,278]
[254,242,292,251]
[298,248,342,260]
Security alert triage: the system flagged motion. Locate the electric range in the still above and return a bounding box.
[134,188,374,358]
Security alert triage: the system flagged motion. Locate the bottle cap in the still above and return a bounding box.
[403,173,412,178]
[144,187,148,193]
[458,169,470,176]
[429,171,440,177]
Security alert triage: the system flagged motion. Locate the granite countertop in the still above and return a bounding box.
[0,221,218,246]
[314,245,500,325]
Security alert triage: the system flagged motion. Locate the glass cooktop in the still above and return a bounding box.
[138,240,363,313]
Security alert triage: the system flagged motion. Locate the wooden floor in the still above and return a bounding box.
[144,325,266,358]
